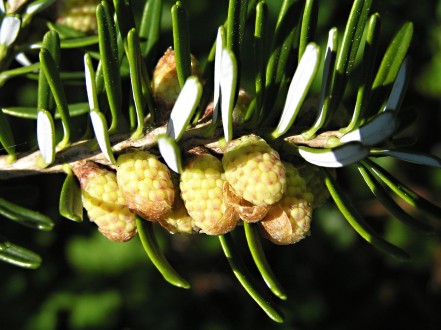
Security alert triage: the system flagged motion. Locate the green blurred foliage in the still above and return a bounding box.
[1,0,441,329]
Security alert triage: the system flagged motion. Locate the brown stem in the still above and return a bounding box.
[0,123,342,180]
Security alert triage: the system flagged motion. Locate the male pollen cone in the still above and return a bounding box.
[73,161,137,242]
[180,153,238,235]
[116,150,175,222]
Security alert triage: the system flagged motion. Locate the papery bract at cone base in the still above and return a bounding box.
[260,162,314,245]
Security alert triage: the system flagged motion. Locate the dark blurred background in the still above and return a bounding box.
[1,0,441,329]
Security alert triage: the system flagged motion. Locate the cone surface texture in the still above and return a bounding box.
[180,153,238,235]
[77,162,136,242]
[222,135,286,206]
[160,195,199,234]
[298,164,331,208]
[116,151,175,221]
[56,0,100,33]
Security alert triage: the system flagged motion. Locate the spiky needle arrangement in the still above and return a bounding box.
[0,0,440,322]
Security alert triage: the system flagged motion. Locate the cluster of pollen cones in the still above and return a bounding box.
[73,135,330,245]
